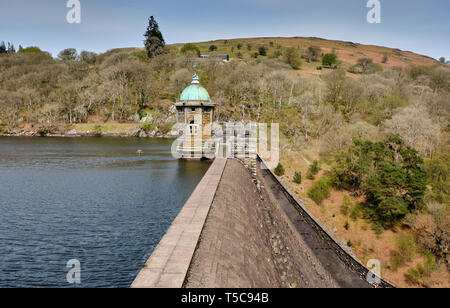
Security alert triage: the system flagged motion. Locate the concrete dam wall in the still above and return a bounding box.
[132,157,394,288]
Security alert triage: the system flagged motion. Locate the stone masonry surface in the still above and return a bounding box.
[131,158,226,288]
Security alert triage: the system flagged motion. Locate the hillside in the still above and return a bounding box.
[170,36,440,75]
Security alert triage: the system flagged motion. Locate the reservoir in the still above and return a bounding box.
[0,137,211,288]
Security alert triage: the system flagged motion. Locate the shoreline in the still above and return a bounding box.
[0,130,178,139]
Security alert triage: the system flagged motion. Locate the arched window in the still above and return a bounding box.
[189,120,198,135]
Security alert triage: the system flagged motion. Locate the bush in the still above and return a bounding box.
[180,43,200,57]
[322,53,338,67]
[404,253,436,285]
[141,121,156,133]
[259,46,267,56]
[307,160,320,179]
[209,45,218,52]
[405,265,424,284]
[308,177,331,205]
[341,195,352,216]
[349,204,361,221]
[310,160,320,174]
[93,125,104,136]
[37,124,56,136]
[344,221,350,230]
[293,172,302,184]
[283,47,301,69]
[389,234,416,271]
[274,163,285,176]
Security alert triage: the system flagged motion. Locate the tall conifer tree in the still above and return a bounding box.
[144,16,165,58]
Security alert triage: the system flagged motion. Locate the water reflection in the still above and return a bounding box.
[0,137,211,288]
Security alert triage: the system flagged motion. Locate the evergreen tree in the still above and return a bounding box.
[144,16,165,58]
[7,42,15,54]
[274,163,285,176]
[0,41,6,54]
[329,135,427,228]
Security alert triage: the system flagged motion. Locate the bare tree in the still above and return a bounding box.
[384,106,441,157]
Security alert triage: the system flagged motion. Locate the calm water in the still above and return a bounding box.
[0,137,211,288]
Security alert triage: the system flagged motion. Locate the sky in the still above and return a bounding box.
[0,0,448,61]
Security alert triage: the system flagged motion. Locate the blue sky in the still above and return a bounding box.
[0,0,448,60]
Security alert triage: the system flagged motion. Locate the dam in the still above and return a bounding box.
[131,156,394,288]
[131,70,394,288]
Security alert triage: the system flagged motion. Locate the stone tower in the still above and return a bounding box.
[174,69,215,159]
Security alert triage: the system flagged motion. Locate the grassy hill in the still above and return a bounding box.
[168,36,439,75]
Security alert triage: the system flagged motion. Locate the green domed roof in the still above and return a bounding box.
[180,73,211,102]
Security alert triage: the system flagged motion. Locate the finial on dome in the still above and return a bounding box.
[191,64,199,84]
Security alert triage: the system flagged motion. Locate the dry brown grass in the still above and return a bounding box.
[278,150,449,288]
[170,36,438,77]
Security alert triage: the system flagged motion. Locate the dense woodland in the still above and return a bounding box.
[0,19,449,286]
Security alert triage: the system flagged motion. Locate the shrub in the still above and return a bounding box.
[274,163,285,176]
[307,160,320,179]
[308,177,331,205]
[310,160,320,174]
[258,46,267,56]
[349,204,361,221]
[389,234,416,271]
[344,221,350,230]
[93,125,104,136]
[180,43,200,57]
[141,121,156,133]
[293,172,302,184]
[371,222,384,235]
[322,53,338,67]
[404,253,436,285]
[405,265,424,284]
[272,50,282,58]
[306,169,315,180]
[283,47,302,69]
[209,45,218,52]
[37,124,56,136]
[341,195,352,216]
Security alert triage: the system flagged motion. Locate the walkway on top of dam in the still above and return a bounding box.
[132,157,393,288]
[185,159,373,288]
